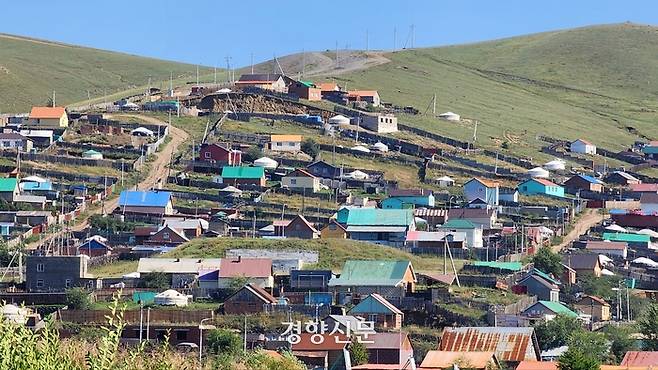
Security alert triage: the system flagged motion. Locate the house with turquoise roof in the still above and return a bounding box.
[328,260,416,300]
[521,300,578,323]
[218,166,266,187]
[603,232,650,248]
[381,188,435,209]
[518,178,565,198]
[335,207,415,245]
[439,219,483,249]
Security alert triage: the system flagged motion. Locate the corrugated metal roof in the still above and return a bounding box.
[440,219,477,229]
[221,166,265,179]
[346,225,408,233]
[439,327,539,362]
[119,191,171,208]
[621,352,658,367]
[0,178,17,193]
[421,351,496,369]
[603,232,650,243]
[328,260,414,287]
[527,301,577,317]
[137,258,221,274]
[292,333,349,351]
[219,257,272,278]
[349,293,403,316]
[414,208,448,217]
[29,106,66,119]
[471,261,523,271]
[406,230,466,242]
[516,361,558,370]
[337,208,414,227]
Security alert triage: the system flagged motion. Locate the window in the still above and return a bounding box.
[290,179,297,185]
[36,279,44,288]
[163,232,170,240]
[204,152,211,159]
[289,142,295,146]
[175,330,188,341]
[65,279,72,288]
[36,263,44,272]
[276,142,283,147]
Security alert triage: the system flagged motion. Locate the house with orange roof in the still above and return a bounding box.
[282,168,320,192]
[518,178,565,197]
[269,134,302,152]
[464,178,500,206]
[516,360,558,370]
[419,351,499,370]
[574,295,611,322]
[347,90,381,107]
[28,106,68,128]
[570,138,596,155]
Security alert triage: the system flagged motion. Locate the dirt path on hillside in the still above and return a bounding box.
[26,114,188,250]
[252,51,391,78]
[551,208,607,253]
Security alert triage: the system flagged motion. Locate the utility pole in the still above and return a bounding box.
[411,24,415,48]
[432,93,436,115]
[196,65,199,86]
[302,49,306,78]
[225,56,232,83]
[213,65,217,84]
[250,53,254,74]
[393,27,397,50]
[335,41,339,68]
[52,90,56,106]
[366,29,369,52]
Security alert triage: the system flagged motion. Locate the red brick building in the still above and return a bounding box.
[199,143,242,166]
[288,81,322,101]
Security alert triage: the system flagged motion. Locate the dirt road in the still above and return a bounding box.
[26,114,189,250]
[551,208,607,252]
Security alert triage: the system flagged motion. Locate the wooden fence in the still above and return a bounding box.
[58,309,215,324]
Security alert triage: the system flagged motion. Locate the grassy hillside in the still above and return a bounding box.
[90,238,458,277]
[325,23,658,160]
[168,238,454,272]
[0,33,213,112]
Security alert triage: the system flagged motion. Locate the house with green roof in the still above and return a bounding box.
[335,207,415,245]
[218,166,266,187]
[440,218,483,249]
[0,178,19,202]
[328,260,416,300]
[603,232,650,247]
[522,300,578,323]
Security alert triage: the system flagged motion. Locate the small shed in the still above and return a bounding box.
[435,176,455,187]
[328,114,351,125]
[438,112,460,121]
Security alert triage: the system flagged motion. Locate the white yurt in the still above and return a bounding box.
[527,167,550,178]
[544,159,566,171]
[632,257,658,268]
[637,229,658,238]
[253,157,278,169]
[21,175,48,183]
[216,88,232,94]
[346,170,369,180]
[1,304,28,324]
[438,112,460,121]
[328,114,351,125]
[604,224,627,233]
[435,176,455,187]
[219,185,243,195]
[371,142,389,153]
[154,290,189,307]
[351,145,371,153]
[131,127,155,137]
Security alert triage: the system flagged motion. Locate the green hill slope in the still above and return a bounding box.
[329,23,658,159]
[0,33,212,112]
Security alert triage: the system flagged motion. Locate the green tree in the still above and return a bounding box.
[578,273,621,302]
[206,328,242,357]
[532,246,563,276]
[301,138,320,159]
[349,340,369,366]
[604,325,638,364]
[534,315,583,351]
[567,331,609,362]
[65,288,91,310]
[243,146,263,163]
[558,347,600,370]
[139,272,170,289]
[639,303,658,350]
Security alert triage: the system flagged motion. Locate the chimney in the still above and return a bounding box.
[235,256,241,263]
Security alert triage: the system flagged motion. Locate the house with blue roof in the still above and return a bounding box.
[118,190,173,216]
[78,237,112,258]
[518,178,565,197]
[20,181,58,200]
[564,174,604,193]
[335,207,415,244]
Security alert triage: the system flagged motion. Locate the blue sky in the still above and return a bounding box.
[2,0,657,67]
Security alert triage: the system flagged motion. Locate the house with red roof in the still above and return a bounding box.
[438,327,540,364]
[218,257,273,289]
[518,178,565,197]
[574,295,611,322]
[282,168,320,192]
[198,143,242,166]
[28,106,68,128]
[621,352,658,367]
[347,90,380,106]
[570,139,596,155]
